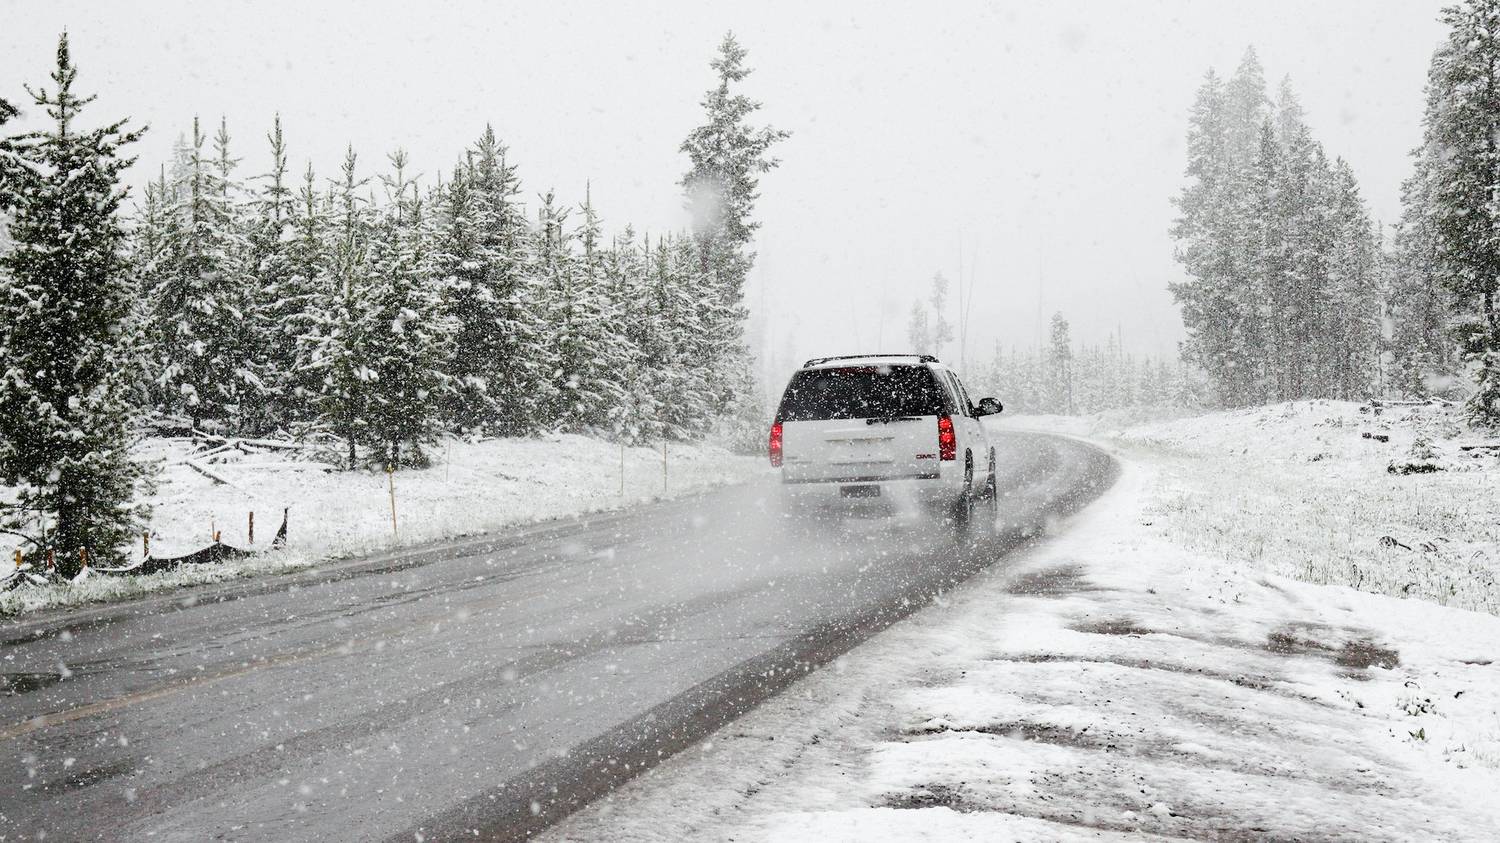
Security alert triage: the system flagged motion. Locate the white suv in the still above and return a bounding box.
[769,354,1003,528]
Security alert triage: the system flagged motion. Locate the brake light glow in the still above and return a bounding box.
[769,421,784,467]
[937,415,956,461]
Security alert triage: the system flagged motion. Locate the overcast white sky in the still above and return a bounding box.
[2,0,1450,378]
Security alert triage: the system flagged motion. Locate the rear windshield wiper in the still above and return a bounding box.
[866,416,920,425]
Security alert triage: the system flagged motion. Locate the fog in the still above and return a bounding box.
[1,0,1447,377]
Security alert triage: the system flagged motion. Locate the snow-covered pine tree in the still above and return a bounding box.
[927,273,954,359]
[1389,142,1456,398]
[1409,0,1500,424]
[562,187,630,431]
[532,190,581,428]
[907,301,932,353]
[1047,312,1074,414]
[680,33,788,448]
[601,228,656,444]
[308,147,376,467]
[244,115,303,433]
[1324,158,1379,400]
[426,160,484,431]
[282,162,331,427]
[1248,116,1289,401]
[363,150,453,466]
[0,34,150,573]
[1171,69,1246,406]
[146,116,252,430]
[1138,356,1160,407]
[210,117,265,431]
[1275,81,1344,401]
[675,229,742,436]
[449,126,541,435]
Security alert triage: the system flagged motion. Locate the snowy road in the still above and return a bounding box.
[0,431,1113,842]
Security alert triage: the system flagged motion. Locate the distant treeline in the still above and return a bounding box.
[969,313,1197,416]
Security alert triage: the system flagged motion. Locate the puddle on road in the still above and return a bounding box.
[1071,616,1156,637]
[1004,564,1102,597]
[1265,622,1400,671]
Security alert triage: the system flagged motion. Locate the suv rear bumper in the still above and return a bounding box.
[781,471,939,484]
[779,471,963,509]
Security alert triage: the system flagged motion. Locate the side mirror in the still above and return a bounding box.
[977,397,1003,416]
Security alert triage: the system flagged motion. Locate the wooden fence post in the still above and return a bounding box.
[386,464,398,540]
[248,511,255,545]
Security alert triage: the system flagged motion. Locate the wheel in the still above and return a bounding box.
[950,451,977,536]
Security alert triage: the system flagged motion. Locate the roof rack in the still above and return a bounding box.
[802,353,940,368]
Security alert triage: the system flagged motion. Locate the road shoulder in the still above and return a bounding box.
[546,458,1500,842]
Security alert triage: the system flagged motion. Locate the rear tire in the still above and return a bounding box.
[951,452,977,538]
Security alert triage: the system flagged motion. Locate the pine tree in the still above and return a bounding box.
[1325,159,1379,399]
[532,189,581,427]
[907,301,932,353]
[426,161,484,430]
[928,273,954,358]
[1171,70,1247,405]
[0,34,149,572]
[308,147,375,466]
[364,150,452,465]
[601,228,655,443]
[1390,142,1456,397]
[554,187,629,431]
[443,127,540,435]
[245,115,302,433]
[1410,1,1500,424]
[1249,116,1288,401]
[1047,312,1074,414]
[680,33,788,447]
[282,162,330,427]
[146,116,251,429]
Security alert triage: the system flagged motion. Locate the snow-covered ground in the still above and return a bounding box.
[1006,400,1500,614]
[1,434,762,616]
[547,406,1500,841]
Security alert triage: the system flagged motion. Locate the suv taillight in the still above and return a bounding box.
[769,421,784,467]
[937,415,956,461]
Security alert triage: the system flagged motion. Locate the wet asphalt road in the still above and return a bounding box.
[0,430,1114,842]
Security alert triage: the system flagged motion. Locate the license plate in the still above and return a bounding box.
[840,485,881,498]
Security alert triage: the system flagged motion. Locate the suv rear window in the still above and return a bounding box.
[776,365,951,422]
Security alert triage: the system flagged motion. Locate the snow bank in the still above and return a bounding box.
[1,434,763,616]
[548,461,1500,841]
